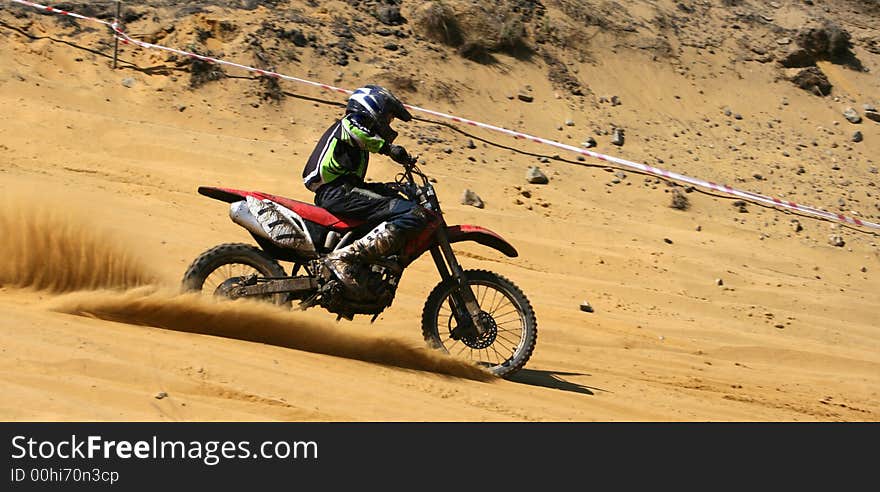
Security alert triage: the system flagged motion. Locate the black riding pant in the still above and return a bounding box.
[315,179,426,232]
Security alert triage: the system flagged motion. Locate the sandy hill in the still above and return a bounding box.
[0,0,878,421]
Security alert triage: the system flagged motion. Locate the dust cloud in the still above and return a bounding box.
[49,287,495,381]
[0,197,155,292]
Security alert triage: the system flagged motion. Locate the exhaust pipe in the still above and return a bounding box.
[229,200,271,240]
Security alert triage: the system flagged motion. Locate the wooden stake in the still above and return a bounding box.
[112,1,121,69]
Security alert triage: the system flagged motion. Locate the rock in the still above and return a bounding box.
[579,301,594,313]
[795,21,854,60]
[864,110,880,123]
[828,235,845,247]
[779,47,814,68]
[670,188,690,210]
[460,189,484,208]
[611,128,625,146]
[715,278,724,286]
[852,131,863,143]
[526,166,549,184]
[843,107,862,124]
[375,5,404,26]
[121,77,135,88]
[791,219,803,233]
[517,93,534,103]
[790,67,832,96]
[582,137,597,148]
[155,392,168,400]
[733,200,749,213]
[610,95,621,106]
[466,139,476,149]
[663,238,673,244]
[565,119,575,126]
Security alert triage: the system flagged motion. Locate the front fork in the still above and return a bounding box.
[430,227,487,337]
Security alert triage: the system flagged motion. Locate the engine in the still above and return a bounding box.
[318,261,402,319]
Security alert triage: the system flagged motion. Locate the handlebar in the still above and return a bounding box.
[395,157,436,211]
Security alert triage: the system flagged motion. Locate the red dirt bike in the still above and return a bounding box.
[182,157,537,377]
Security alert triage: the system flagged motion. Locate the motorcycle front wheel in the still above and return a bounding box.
[421,269,537,378]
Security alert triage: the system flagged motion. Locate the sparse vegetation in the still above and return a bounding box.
[458,41,494,63]
[411,1,463,47]
[257,74,284,103]
[183,46,226,88]
[429,80,460,104]
[411,0,532,63]
[497,18,529,54]
[379,73,419,95]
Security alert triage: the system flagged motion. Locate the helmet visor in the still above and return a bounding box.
[390,99,412,122]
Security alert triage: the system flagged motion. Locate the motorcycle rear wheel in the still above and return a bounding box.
[181,243,291,307]
[421,269,537,378]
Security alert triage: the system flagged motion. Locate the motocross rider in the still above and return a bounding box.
[302,85,426,288]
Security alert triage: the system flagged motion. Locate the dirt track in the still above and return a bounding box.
[1,0,878,421]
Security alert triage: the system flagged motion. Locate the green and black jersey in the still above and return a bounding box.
[302,114,387,192]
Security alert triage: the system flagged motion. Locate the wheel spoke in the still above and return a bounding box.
[496,329,524,339]
[494,333,519,351]
[490,310,520,322]
[495,323,525,333]
[487,288,499,314]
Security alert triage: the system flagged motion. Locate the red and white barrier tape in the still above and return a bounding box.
[8,0,880,231]
[8,0,111,25]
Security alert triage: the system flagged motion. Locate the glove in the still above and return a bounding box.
[387,145,414,165]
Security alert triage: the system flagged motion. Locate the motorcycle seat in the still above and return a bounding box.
[198,186,365,231]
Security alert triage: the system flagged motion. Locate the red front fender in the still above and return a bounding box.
[446,225,518,258]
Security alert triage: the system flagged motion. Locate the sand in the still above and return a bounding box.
[0,0,878,421]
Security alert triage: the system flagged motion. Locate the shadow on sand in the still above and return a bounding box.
[508,369,606,396]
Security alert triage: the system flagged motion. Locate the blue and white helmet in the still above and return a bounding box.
[346,85,412,142]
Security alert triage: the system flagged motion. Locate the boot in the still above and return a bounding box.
[323,222,404,288]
